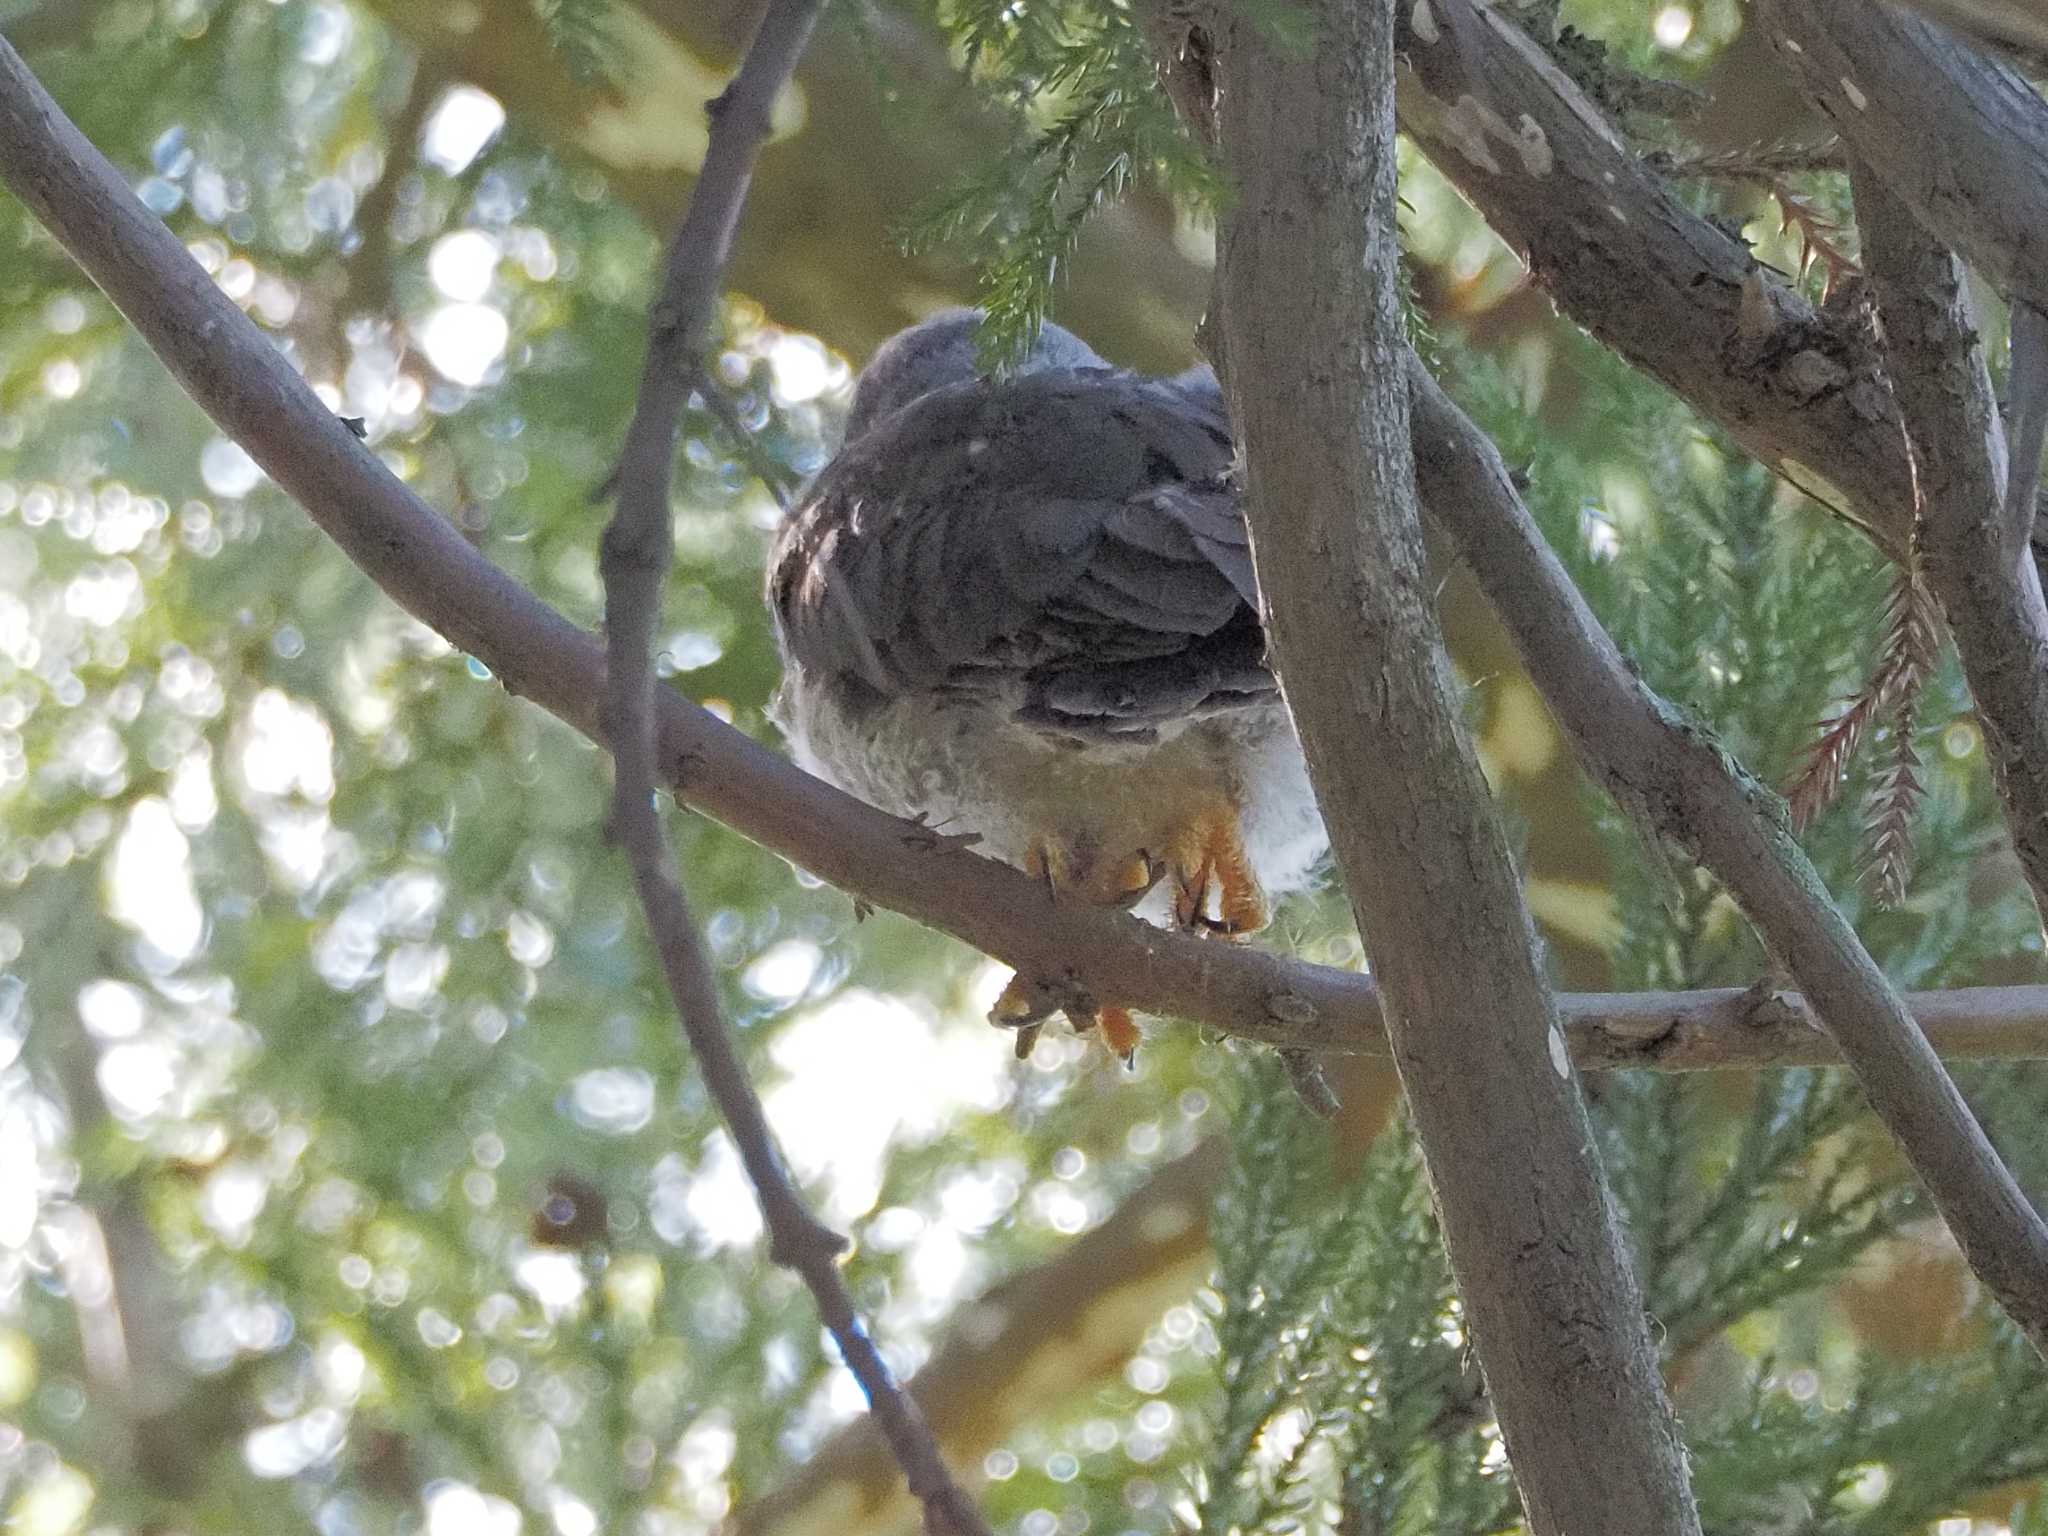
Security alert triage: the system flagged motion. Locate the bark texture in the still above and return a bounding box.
[1853,167,2048,946]
[1409,358,2048,1362]
[1762,0,2048,316]
[1211,3,1699,1531]
[1888,0,2048,62]
[1391,0,1909,553]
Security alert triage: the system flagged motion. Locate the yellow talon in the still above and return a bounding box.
[1169,803,1269,936]
[1097,1005,1141,1067]
[997,807,1265,1070]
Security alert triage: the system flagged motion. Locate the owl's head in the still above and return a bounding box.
[842,308,1104,442]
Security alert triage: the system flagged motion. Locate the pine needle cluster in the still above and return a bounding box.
[889,0,1222,364]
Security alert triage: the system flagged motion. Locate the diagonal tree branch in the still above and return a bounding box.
[5,23,2048,1108]
[2005,301,2048,552]
[1209,2,1698,1530]
[1760,0,2048,318]
[1385,0,1912,555]
[1886,0,2048,65]
[1851,163,2048,936]
[13,18,2048,1095]
[1407,355,2048,1363]
[590,1,991,1531]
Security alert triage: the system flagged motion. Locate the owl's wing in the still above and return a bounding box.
[769,367,1272,739]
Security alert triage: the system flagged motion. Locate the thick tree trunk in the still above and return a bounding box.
[1209,2,1699,1530]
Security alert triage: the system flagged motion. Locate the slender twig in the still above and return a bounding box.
[1654,141,1846,180]
[1852,164,2048,942]
[589,2,989,1531]
[2004,302,2048,555]
[1408,355,2048,1363]
[734,1135,1230,1534]
[348,50,453,320]
[8,30,2048,1105]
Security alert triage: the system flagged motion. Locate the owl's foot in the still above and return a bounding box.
[1093,1005,1142,1067]
[1169,804,1269,937]
[989,974,1139,1068]
[989,840,1157,1065]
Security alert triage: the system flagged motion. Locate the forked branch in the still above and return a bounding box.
[1409,358,2048,1363]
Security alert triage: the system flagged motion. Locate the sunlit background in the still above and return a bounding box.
[2,0,2047,1533]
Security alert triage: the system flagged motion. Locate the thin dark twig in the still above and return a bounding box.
[692,360,799,514]
[592,1,987,1531]
[2005,302,2048,554]
[16,23,2048,1102]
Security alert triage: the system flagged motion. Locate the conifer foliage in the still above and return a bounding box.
[0,0,2045,1533]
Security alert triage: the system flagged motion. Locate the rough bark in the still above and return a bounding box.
[1409,357,2048,1363]
[1761,0,2048,317]
[1889,0,2048,63]
[15,28,2048,1094]
[1211,3,1699,1531]
[1853,166,2048,938]
[1389,0,1910,554]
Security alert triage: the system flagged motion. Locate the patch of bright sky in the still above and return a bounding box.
[243,1406,345,1479]
[97,1037,180,1120]
[667,1130,762,1251]
[238,689,334,801]
[567,1066,656,1135]
[1652,5,1694,49]
[426,1482,524,1536]
[765,332,847,407]
[417,302,509,388]
[429,230,501,303]
[200,438,266,498]
[107,798,203,962]
[515,1247,587,1323]
[411,93,518,386]
[765,990,1010,1223]
[549,1490,599,1536]
[423,88,506,177]
[202,1159,270,1247]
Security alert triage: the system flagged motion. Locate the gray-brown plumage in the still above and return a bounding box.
[768,311,1326,1057]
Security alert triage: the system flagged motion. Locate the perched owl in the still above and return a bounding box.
[768,311,1327,1058]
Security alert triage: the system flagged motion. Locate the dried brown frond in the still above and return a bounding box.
[1863,680,1926,909]
[1770,184,1861,300]
[1788,683,1884,831]
[1786,564,1940,834]
[1655,143,1857,295]
[1658,138,1845,180]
